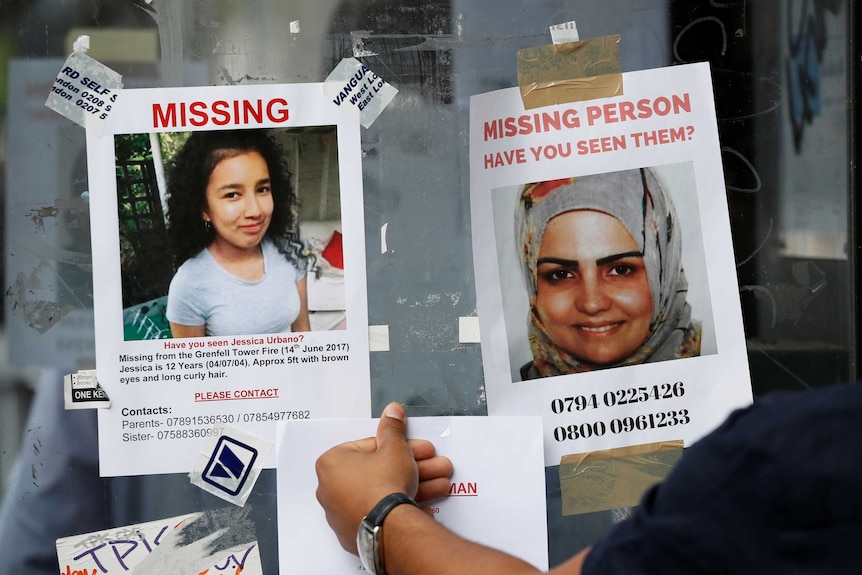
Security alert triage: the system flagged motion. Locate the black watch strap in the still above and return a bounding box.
[362,493,419,575]
[365,492,418,527]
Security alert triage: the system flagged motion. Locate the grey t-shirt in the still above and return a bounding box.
[167,240,303,336]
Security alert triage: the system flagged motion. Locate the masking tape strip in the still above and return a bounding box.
[458,317,481,343]
[63,369,110,410]
[45,35,123,133]
[559,440,684,516]
[351,30,379,57]
[549,21,580,44]
[369,325,391,351]
[564,439,683,462]
[65,28,159,63]
[517,35,622,110]
[189,425,272,507]
[323,58,398,128]
[56,508,262,574]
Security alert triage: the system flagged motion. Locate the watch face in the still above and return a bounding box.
[357,520,377,573]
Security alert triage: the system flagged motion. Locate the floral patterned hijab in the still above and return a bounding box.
[516,167,701,379]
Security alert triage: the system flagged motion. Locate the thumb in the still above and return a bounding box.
[376,402,407,450]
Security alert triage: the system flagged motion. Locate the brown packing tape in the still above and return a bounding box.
[562,439,683,463]
[517,35,623,109]
[559,440,684,516]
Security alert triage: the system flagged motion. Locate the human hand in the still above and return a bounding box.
[315,402,453,554]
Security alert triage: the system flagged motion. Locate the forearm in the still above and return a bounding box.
[291,311,311,332]
[382,504,542,575]
[314,404,590,575]
[292,277,311,332]
[169,322,206,338]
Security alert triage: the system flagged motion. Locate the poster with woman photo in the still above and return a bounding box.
[471,63,752,465]
[86,83,369,476]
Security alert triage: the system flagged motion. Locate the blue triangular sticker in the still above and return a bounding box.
[219,445,245,478]
[210,462,231,478]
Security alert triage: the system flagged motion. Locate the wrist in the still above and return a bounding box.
[356,493,419,575]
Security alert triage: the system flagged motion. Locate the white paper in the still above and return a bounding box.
[276,416,548,573]
[56,512,262,575]
[86,83,370,476]
[64,369,110,410]
[323,58,398,128]
[45,50,123,134]
[549,21,580,44]
[470,63,752,464]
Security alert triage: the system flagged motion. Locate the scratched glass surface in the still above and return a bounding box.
[0,1,854,573]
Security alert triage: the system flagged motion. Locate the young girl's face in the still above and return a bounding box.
[202,150,274,254]
[534,209,653,366]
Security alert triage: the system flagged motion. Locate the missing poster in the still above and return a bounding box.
[86,83,369,476]
[470,63,752,465]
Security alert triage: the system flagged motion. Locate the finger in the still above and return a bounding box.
[417,455,453,481]
[376,402,408,450]
[342,437,377,453]
[408,439,436,461]
[415,476,452,502]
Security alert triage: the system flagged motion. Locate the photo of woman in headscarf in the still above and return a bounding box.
[165,129,311,338]
[512,166,705,380]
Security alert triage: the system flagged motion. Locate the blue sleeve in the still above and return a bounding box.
[583,385,862,575]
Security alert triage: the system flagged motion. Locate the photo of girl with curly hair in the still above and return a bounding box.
[164,129,311,338]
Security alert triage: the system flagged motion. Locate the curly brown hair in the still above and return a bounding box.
[165,129,307,271]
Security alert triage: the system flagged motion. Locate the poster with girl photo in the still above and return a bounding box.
[115,127,347,341]
[470,63,752,464]
[87,83,369,477]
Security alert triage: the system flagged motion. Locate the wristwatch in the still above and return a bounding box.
[356,493,419,574]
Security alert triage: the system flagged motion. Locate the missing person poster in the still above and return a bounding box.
[86,83,370,476]
[470,62,752,465]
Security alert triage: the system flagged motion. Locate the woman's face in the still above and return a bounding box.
[202,150,274,254]
[534,209,653,366]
